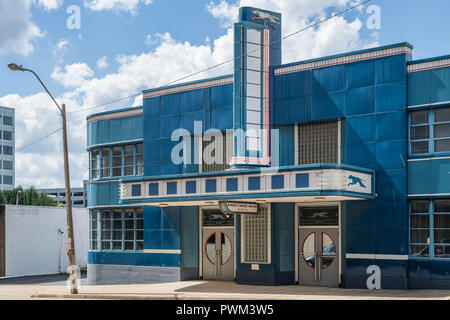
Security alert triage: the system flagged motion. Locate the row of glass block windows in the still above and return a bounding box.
[409,107,450,155]
[410,199,450,259]
[89,208,143,251]
[90,143,143,179]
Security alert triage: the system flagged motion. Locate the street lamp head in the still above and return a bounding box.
[8,63,25,72]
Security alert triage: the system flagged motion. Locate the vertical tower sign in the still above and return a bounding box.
[231,7,281,167]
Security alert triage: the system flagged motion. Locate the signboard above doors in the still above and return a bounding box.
[219,201,258,215]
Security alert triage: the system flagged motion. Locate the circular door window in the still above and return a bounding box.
[302,232,315,269]
[321,233,336,269]
[205,233,216,265]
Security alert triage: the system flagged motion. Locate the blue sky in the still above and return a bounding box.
[0,0,449,188]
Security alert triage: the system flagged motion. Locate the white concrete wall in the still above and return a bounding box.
[4,205,89,277]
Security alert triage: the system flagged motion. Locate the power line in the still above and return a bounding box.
[67,0,373,115]
[16,128,62,153]
[20,0,373,150]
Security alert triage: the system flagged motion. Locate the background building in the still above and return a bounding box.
[85,7,450,289]
[0,107,15,191]
[37,181,88,208]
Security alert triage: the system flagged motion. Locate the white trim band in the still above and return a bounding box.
[143,76,234,99]
[408,193,450,197]
[87,109,143,123]
[408,156,450,162]
[408,100,450,109]
[408,58,450,73]
[346,253,409,260]
[143,249,182,254]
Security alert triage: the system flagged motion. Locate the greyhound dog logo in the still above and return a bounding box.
[312,212,328,219]
[252,10,280,28]
[347,175,366,188]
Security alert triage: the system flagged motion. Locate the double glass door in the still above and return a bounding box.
[298,206,339,287]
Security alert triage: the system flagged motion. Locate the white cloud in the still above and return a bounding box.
[52,39,70,58]
[97,56,109,69]
[51,63,95,88]
[84,0,153,15]
[206,0,239,28]
[35,0,63,11]
[206,0,377,63]
[0,0,44,56]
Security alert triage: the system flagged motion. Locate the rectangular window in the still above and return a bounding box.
[297,120,339,165]
[136,209,144,250]
[3,146,12,155]
[101,211,112,250]
[136,144,143,176]
[123,145,134,176]
[3,131,12,141]
[409,107,450,155]
[112,147,122,177]
[409,199,450,259]
[124,209,135,250]
[3,116,12,126]
[3,176,12,185]
[241,205,270,264]
[112,210,123,250]
[3,161,12,170]
[202,130,233,173]
[101,148,111,178]
[90,211,100,250]
[90,150,99,179]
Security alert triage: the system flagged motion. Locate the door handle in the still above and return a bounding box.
[317,252,321,281]
[216,249,221,276]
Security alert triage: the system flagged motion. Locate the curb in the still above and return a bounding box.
[31,293,182,300]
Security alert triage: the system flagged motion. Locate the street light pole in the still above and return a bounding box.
[8,63,78,294]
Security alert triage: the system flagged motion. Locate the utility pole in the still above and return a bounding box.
[62,103,78,294]
[7,63,78,294]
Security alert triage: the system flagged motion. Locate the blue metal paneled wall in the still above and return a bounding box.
[274,53,410,288]
[143,83,233,177]
[408,65,450,107]
[87,113,143,147]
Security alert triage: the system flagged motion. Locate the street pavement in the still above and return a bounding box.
[0,274,449,300]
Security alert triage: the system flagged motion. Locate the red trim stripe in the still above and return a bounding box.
[408,62,450,73]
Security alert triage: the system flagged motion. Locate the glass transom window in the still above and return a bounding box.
[297,120,340,165]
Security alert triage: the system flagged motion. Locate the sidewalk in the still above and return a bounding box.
[8,280,450,300]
